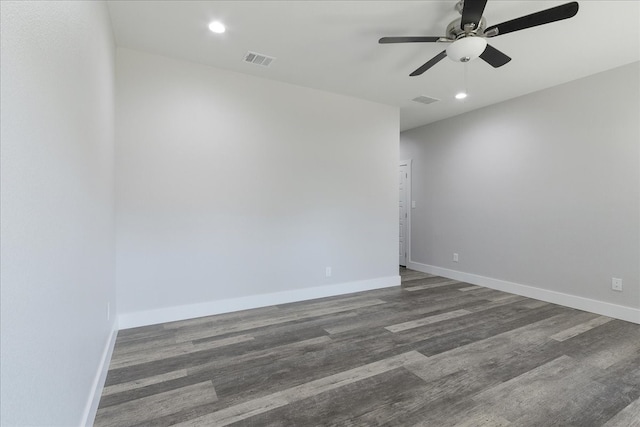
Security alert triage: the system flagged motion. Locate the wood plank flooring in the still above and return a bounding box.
[96,269,640,426]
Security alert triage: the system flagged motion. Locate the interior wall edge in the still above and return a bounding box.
[81,324,118,427]
[117,275,400,330]
[407,261,640,325]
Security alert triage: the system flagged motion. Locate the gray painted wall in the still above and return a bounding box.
[0,2,116,425]
[115,48,399,317]
[401,62,639,310]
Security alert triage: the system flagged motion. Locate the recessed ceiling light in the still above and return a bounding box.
[455,92,468,100]
[208,21,226,34]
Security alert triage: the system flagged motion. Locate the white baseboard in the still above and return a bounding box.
[81,323,118,427]
[118,276,401,330]
[407,261,640,325]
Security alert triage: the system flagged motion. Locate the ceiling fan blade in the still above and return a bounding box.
[461,0,488,30]
[485,2,579,37]
[410,50,447,76]
[479,44,511,68]
[379,36,441,44]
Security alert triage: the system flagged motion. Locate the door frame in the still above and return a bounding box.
[399,159,412,267]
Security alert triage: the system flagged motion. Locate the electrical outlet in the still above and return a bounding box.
[453,253,459,262]
[326,267,332,277]
[611,278,623,292]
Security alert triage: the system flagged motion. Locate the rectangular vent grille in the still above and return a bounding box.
[243,51,275,67]
[412,95,440,105]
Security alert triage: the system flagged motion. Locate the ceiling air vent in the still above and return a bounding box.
[412,95,440,105]
[243,51,275,67]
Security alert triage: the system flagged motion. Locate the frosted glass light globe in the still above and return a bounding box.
[446,37,487,62]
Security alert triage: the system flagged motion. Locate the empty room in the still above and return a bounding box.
[1,1,639,426]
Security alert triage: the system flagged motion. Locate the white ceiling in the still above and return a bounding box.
[107,1,640,131]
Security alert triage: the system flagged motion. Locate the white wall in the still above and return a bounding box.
[401,62,640,320]
[116,48,399,325]
[0,1,116,425]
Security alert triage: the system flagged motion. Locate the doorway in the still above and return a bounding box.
[399,160,411,267]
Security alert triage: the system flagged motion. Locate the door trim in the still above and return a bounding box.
[399,159,412,267]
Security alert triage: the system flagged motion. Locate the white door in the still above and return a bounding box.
[399,164,408,266]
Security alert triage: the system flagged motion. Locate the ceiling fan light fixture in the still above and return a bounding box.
[446,36,487,62]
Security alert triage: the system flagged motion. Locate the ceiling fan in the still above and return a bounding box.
[379,0,579,76]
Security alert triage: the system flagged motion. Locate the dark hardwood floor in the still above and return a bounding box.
[95,269,640,426]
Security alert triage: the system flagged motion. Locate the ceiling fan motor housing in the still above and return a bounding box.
[445,17,487,40]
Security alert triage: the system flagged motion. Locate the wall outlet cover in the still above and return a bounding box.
[611,278,623,292]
